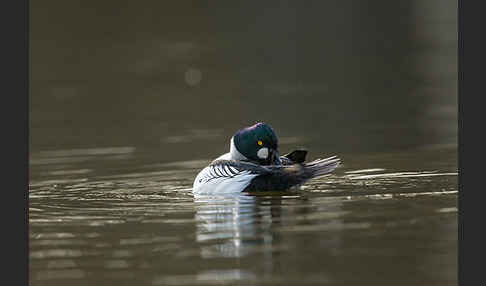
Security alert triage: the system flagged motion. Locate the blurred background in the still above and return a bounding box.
[30,0,457,163]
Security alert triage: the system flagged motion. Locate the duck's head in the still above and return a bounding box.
[230,122,282,165]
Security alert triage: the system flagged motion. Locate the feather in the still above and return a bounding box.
[193,160,264,194]
[282,149,308,164]
[193,154,341,194]
[244,156,341,192]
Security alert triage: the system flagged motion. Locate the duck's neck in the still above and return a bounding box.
[230,137,248,161]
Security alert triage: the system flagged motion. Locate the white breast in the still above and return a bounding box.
[192,154,259,195]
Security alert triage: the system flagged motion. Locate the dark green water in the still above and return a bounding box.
[30,1,457,285]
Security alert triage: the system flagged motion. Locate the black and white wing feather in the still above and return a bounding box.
[193,160,269,194]
[193,156,340,194]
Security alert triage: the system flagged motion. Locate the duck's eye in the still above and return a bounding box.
[257,140,263,146]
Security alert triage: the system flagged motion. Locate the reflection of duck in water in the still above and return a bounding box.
[194,194,284,260]
[193,122,340,195]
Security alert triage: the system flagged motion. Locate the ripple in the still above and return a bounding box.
[30,249,84,259]
[30,146,135,166]
[347,171,458,180]
[35,269,86,280]
[153,269,257,285]
[162,129,223,143]
[278,222,372,233]
[345,168,386,174]
[104,259,130,269]
[46,259,77,269]
[437,207,458,213]
[119,236,180,245]
[36,146,135,157]
[46,169,93,176]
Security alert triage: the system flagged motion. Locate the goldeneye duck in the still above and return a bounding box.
[192,122,340,195]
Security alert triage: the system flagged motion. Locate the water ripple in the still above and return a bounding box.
[29,153,458,286]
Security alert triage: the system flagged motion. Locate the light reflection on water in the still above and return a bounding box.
[29,146,457,286]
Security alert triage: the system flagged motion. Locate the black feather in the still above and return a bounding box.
[282,149,308,164]
[208,156,340,192]
[244,156,340,192]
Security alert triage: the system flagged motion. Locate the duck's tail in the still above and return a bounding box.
[243,155,341,192]
[302,156,341,179]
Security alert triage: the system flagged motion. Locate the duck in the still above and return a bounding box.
[192,122,340,195]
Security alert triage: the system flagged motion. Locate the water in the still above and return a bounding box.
[29,145,457,286]
[30,0,457,285]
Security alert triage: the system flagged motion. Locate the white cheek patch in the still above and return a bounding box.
[257,147,269,159]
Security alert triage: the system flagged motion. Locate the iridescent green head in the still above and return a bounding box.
[231,122,281,165]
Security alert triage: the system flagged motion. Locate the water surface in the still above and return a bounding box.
[29,145,457,286]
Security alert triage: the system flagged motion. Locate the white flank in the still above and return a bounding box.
[193,164,258,195]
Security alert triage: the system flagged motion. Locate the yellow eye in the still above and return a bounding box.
[257,140,263,146]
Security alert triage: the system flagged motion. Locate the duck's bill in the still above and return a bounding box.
[269,149,282,166]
